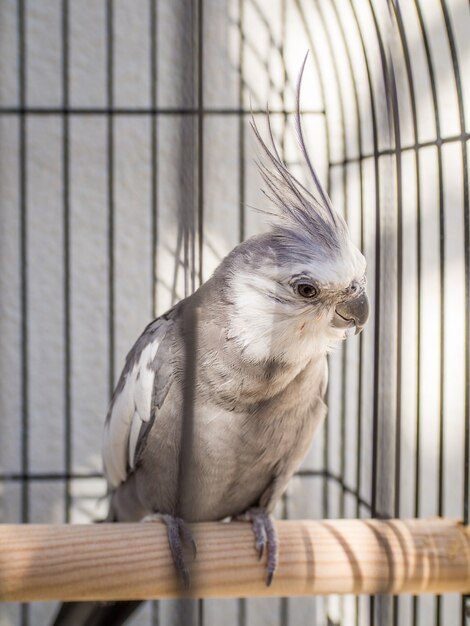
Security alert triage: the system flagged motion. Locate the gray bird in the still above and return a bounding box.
[52,58,369,626]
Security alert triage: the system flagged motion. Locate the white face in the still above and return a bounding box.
[227,243,367,363]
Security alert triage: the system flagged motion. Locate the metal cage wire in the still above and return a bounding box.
[0,0,468,625]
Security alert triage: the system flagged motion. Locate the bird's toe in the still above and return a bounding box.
[237,507,278,586]
[142,513,196,589]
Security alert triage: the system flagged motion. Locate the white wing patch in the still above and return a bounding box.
[102,329,168,488]
[128,411,143,469]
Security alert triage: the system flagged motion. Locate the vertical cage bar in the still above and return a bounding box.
[106,0,115,397]
[413,2,446,624]
[238,0,245,245]
[197,0,204,290]
[61,0,72,524]
[18,0,28,524]
[280,3,288,625]
[390,3,423,625]
[150,0,158,320]
[437,3,469,624]
[366,0,386,524]
[18,1,29,624]
[369,0,399,626]
[150,1,159,623]
[389,58,403,626]
[237,3,246,625]
[176,2,204,624]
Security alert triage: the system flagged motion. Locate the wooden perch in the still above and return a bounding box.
[1,518,469,602]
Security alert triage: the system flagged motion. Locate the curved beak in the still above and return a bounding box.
[332,291,370,335]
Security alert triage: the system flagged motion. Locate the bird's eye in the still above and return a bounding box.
[297,283,317,299]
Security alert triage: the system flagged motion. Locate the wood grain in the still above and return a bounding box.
[1,518,469,601]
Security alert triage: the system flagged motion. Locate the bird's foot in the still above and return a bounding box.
[237,507,278,586]
[142,513,196,589]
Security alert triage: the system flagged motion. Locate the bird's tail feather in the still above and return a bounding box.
[51,600,143,626]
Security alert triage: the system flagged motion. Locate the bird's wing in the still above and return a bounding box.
[102,315,174,488]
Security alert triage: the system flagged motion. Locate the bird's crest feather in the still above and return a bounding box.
[251,52,348,252]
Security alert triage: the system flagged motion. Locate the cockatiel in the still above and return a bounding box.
[52,57,369,626]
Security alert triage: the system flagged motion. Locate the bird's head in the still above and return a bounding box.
[221,57,369,363]
[223,225,368,363]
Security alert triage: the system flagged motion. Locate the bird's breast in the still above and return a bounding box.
[183,357,326,520]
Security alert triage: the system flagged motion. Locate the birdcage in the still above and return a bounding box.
[0,1,468,625]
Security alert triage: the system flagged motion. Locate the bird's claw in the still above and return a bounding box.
[253,514,267,560]
[237,507,278,586]
[142,513,196,589]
